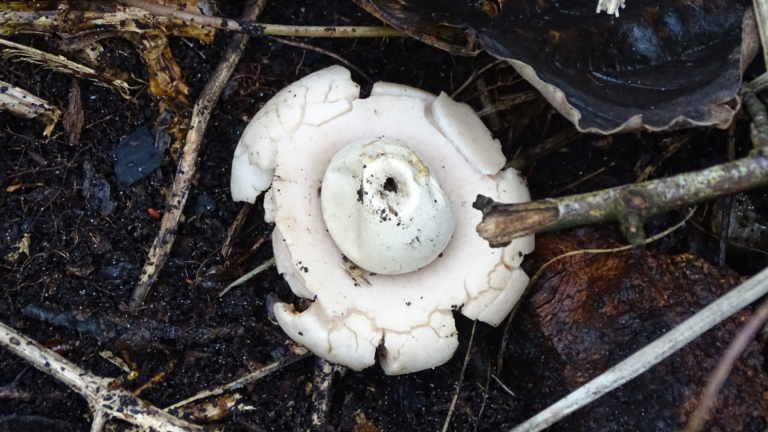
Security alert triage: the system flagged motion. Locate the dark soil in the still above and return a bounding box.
[1,1,767,431]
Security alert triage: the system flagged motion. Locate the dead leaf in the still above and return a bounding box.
[5,233,30,263]
[364,0,754,133]
[63,77,83,145]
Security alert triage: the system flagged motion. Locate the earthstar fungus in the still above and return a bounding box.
[231,66,533,374]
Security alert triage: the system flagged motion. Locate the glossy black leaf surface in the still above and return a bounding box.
[365,0,752,133]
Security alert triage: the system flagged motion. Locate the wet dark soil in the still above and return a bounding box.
[1,1,767,431]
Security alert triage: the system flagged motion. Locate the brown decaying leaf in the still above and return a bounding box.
[502,229,768,431]
[63,77,83,145]
[136,30,192,159]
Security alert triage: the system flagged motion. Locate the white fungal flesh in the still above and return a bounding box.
[321,138,457,275]
[232,66,534,374]
[596,0,625,16]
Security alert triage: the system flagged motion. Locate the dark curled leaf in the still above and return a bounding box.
[364,0,757,133]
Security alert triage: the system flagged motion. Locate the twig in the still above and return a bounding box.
[0,79,61,135]
[505,126,582,170]
[233,235,269,266]
[269,37,373,83]
[491,374,516,397]
[742,86,768,149]
[221,203,251,258]
[752,0,768,71]
[750,72,768,92]
[442,320,476,432]
[164,352,312,410]
[117,0,403,38]
[129,0,266,308]
[0,37,130,98]
[311,357,334,430]
[507,264,768,432]
[687,296,768,432]
[451,59,505,99]
[0,320,201,432]
[475,154,768,247]
[472,359,492,432]
[552,166,607,195]
[718,125,737,267]
[476,91,539,118]
[476,77,501,130]
[219,257,276,297]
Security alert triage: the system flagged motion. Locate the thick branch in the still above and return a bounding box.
[129,1,265,308]
[0,320,201,432]
[475,154,768,247]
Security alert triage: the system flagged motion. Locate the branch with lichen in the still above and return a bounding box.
[474,153,768,247]
[478,83,768,248]
[0,320,202,432]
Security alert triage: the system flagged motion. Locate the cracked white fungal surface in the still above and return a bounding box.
[231,66,534,375]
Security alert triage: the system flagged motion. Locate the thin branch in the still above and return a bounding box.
[311,357,335,429]
[117,0,404,38]
[221,203,251,258]
[686,296,768,432]
[442,320,476,432]
[508,264,768,432]
[0,320,202,432]
[164,352,312,410]
[742,86,768,149]
[491,374,517,397]
[219,257,276,297]
[475,154,768,247]
[505,126,583,170]
[129,1,266,308]
[752,0,768,71]
[476,90,539,118]
[451,59,505,99]
[472,359,492,432]
[718,125,737,267]
[750,72,768,92]
[269,36,373,83]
